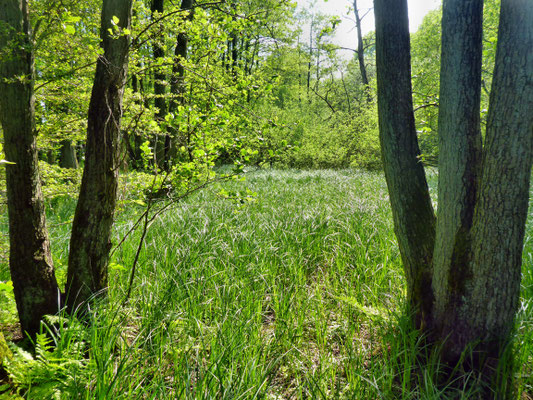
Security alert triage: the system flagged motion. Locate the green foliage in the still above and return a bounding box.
[0,169,531,398]
[410,8,441,163]
[2,318,88,399]
[38,162,81,201]
[410,0,501,162]
[0,281,17,335]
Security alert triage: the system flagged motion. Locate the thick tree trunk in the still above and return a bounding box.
[66,0,132,309]
[446,0,533,362]
[374,0,436,328]
[59,140,79,169]
[0,0,59,336]
[431,0,483,350]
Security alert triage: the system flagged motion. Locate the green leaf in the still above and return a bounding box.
[109,263,127,271]
[112,16,120,25]
[65,16,81,23]
[0,281,13,292]
[64,25,75,35]
[0,159,15,165]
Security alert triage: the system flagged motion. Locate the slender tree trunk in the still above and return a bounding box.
[353,0,370,102]
[243,36,250,75]
[167,0,194,163]
[151,0,167,168]
[431,0,484,352]
[447,0,533,363]
[374,0,436,329]
[128,72,144,169]
[0,0,60,337]
[307,18,313,98]
[169,0,193,112]
[231,30,238,77]
[66,0,133,309]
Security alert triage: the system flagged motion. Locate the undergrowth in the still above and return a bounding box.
[0,168,531,399]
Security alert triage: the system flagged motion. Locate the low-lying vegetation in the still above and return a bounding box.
[0,168,531,399]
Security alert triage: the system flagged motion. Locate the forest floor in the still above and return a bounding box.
[0,168,532,399]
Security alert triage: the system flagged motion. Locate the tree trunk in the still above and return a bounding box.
[59,140,79,169]
[231,25,238,78]
[151,0,168,169]
[374,0,436,329]
[127,72,144,169]
[307,18,313,98]
[0,0,59,336]
[66,0,133,310]
[445,0,533,363]
[167,0,194,163]
[431,0,483,352]
[353,0,370,102]
[170,0,193,112]
[375,0,533,388]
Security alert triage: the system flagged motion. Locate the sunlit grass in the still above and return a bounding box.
[0,168,531,399]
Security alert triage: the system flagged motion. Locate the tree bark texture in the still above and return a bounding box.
[66,0,133,309]
[0,0,60,336]
[431,0,483,350]
[448,0,533,361]
[374,0,436,328]
[375,0,533,375]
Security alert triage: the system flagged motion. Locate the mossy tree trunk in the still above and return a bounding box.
[374,0,533,382]
[374,0,436,329]
[0,0,60,336]
[431,0,484,359]
[66,0,133,310]
[439,0,533,362]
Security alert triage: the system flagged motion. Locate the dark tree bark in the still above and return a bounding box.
[375,0,533,386]
[431,0,483,351]
[167,0,194,163]
[353,0,370,95]
[169,0,193,113]
[59,140,79,169]
[445,0,533,363]
[374,0,436,328]
[0,0,60,336]
[231,31,238,77]
[126,72,145,169]
[66,0,133,309]
[151,0,168,168]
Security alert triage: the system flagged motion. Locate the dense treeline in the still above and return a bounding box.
[0,0,502,174]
